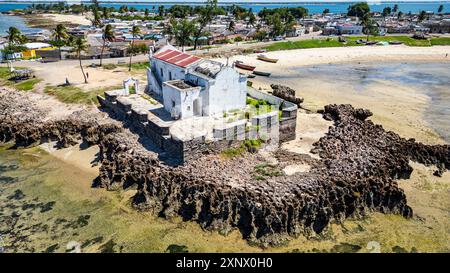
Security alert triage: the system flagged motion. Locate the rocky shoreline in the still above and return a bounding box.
[0,88,448,247]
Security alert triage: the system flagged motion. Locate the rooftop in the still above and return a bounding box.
[153,49,202,68]
[193,60,223,79]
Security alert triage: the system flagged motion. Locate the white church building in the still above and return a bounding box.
[147,45,247,119]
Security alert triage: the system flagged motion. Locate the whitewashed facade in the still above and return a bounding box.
[147,46,247,119]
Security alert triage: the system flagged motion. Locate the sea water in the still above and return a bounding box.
[284,61,450,142]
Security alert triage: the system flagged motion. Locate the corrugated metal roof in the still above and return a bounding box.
[153,49,201,68]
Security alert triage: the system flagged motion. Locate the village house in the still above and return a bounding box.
[147,45,247,119]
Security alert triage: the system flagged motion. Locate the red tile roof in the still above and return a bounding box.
[153,49,202,68]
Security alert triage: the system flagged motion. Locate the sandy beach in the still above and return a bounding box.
[20,12,92,29]
[218,45,450,70]
[214,45,450,145]
[38,13,91,26]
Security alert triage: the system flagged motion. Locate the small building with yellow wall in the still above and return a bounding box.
[22,42,56,59]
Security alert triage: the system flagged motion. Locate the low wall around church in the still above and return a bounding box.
[98,88,297,164]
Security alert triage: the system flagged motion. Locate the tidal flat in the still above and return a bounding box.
[1,139,449,253]
[0,61,449,253]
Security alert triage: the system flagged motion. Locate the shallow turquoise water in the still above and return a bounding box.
[274,62,450,142]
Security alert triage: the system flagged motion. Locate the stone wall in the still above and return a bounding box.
[98,89,292,163]
[247,88,298,143]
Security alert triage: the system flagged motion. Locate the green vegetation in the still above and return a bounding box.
[246,97,269,108]
[102,63,117,70]
[347,36,431,46]
[266,35,450,51]
[119,62,148,70]
[266,38,357,51]
[221,139,264,158]
[0,67,40,91]
[15,78,41,91]
[221,146,246,158]
[252,163,283,181]
[44,85,121,105]
[430,37,450,46]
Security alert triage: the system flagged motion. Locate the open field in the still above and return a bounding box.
[266,36,450,51]
[0,67,41,91]
[44,84,122,105]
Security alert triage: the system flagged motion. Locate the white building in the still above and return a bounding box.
[147,45,247,119]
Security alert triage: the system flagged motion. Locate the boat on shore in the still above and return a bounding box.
[365,41,378,46]
[257,54,278,63]
[252,70,271,77]
[234,61,256,71]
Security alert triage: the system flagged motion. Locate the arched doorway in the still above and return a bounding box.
[193,98,201,116]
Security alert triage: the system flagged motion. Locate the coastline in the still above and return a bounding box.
[19,12,91,30]
[215,46,450,145]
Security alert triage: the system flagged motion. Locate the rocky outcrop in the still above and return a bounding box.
[270,84,304,106]
[1,89,449,247]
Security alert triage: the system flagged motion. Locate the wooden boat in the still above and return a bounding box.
[255,49,267,53]
[257,54,278,63]
[247,74,256,78]
[252,70,271,77]
[389,40,403,45]
[234,61,256,71]
[365,41,378,46]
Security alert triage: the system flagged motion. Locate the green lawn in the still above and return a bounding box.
[430,37,450,46]
[346,36,431,46]
[265,35,450,51]
[118,61,149,70]
[15,78,41,91]
[44,85,121,105]
[265,38,361,51]
[0,67,41,91]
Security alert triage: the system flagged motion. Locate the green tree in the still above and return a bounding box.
[172,19,195,50]
[102,7,109,19]
[247,12,256,27]
[145,8,149,18]
[92,8,102,27]
[438,5,444,13]
[418,10,427,22]
[128,25,140,72]
[382,7,392,17]
[347,2,370,19]
[323,8,330,14]
[158,5,165,17]
[228,20,235,32]
[7,27,23,47]
[361,13,379,41]
[253,30,267,41]
[193,0,217,50]
[51,24,68,60]
[5,27,26,60]
[100,24,115,66]
[393,4,399,13]
[73,37,88,83]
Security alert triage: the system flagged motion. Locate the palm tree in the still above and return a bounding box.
[92,8,102,27]
[173,19,195,51]
[73,37,88,83]
[128,25,140,72]
[247,12,256,27]
[361,13,379,41]
[228,20,235,32]
[6,27,22,47]
[51,24,68,60]
[100,24,115,66]
[102,7,109,20]
[6,27,25,60]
